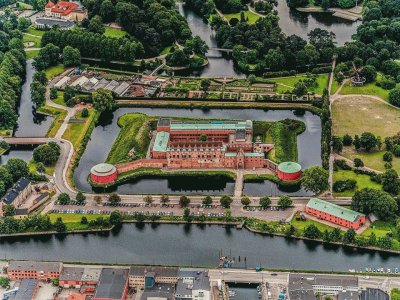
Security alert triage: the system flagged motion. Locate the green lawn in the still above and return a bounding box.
[339,74,400,101]
[62,109,96,149]
[23,33,41,48]
[272,74,329,95]
[291,218,339,234]
[104,27,127,38]
[333,170,381,197]
[224,10,261,25]
[37,105,67,138]
[26,27,45,37]
[45,64,67,79]
[25,49,39,59]
[16,1,33,9]
[161,46,173,55]
[29,160,55,176]
[52,91,66,106]
[0,129,12,137]
[48,213,110,230]
[392,288,400,300]
[330,79,340,95]
[362,221,400,251]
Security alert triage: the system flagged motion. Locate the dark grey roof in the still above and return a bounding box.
[1,177,31,204]
[15,208,29,215]
[35,17,74,28]
[94,268,129,300]
[14,279,38,300]
[157,118,171,127]
[8,261,62,273]
[338,290,359,300]
[176,270,210,298]
[140,291,174,300]
[359,288,389,300]
[59,267,84,281]
[129,266,178,278]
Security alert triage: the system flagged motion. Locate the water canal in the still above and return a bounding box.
[73,108,321,195]
[0,224,398,271]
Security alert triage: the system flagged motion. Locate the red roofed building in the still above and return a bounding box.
[45,1,87,21]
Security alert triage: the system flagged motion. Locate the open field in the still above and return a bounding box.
[62,109,96,149]
[25,49,39,59]
[291,218,338,234]
[104,27,126,38]
[332,96,400,138]
[23,33,41,48]
[26,27,45,36]
[339,74,400,101]
[224,10,261,24]
[45,64,67,79]
[272,74,329,95]
[37,105,67,138]
[333,170,381,197]
[48,213,110,230]
[52,91,65,106]
[330,79,341,95]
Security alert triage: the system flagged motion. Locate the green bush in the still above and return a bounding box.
[337,0,356,8]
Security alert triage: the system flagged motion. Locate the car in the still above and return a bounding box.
[271,273,278,276]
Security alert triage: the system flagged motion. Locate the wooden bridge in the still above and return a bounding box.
[3,137,48,145]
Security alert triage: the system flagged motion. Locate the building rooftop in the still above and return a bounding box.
[35,17,75,28]
[1,177,31,205]
[359,288,389,300]
[14,279,38,300]
[94,268,129,300]
[169,120,252,131]
[8,261,62,273]
[244,152,264,157]
[277,162,301,174]
[153,131,170,153]
[306,198,365,223]
[59,267,84,282]
[129,266,179,277]
[90,163,117,177]
[176,270,210,298]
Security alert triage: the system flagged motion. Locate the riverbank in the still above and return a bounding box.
[296,6,362,22]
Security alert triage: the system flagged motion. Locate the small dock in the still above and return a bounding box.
[236,221,245,229]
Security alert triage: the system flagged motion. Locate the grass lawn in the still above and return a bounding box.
[330,79,340,95]
[272,74,329,95]
[291,218,339,234]
[392,288,400,300]
[224,10,260,25]
[361,220,400,251]
[104,27,126,38]
[23,33,41,48]
[48,213,110,230]
[25,49,39,59]
[62,109,97,149]
[52,91,66,106]
[17,1,33,9]
[341,147,400,173]
[37,105,67,138]
[161,46,173,55]
[29,160,55,176]
[106,113,155,164]
[26,27,45,37]
[0,129,12,137]
[339,74,400,101]
[333,170,381,197]
[45,64,67,79]
[332,96,400,138]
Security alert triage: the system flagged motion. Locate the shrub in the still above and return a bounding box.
[81,108,89,118]
[333,179,357,192]
[220,195,233,208]
[342,134,353,146]
[389,88,400,107]
[241,196,251,206]
[383,151,393,162]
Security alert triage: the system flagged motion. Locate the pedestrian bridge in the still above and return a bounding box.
[3,137,48,145]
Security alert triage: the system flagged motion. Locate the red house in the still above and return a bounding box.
[306,198,366,230]
[8,261,62,281]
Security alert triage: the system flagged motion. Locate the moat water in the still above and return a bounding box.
[0,224,399,271]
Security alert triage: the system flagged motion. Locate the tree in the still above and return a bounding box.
[179,195,190,207]
[144,195,154,204]
[58,193,70,205]
[81,108,89,118]
[330,227,342,242]
[352,188,398,220]
[160,194,170,203]
[17,17,31,31]
[50,87,58,100]
[248,74,256,85]
[383,151,393,162]
[321,0,330,10]
[33,43,60,70]
[202,195,212,205]
[389,88,400,108]
[183,207,191,221]
[199,134,208,141]
[3,204,15,217]
[88,15,105,34]
[353,158,364,168]
[81,216,88,224]
[368,232,376,246]
[200,78,211,92]
[361,65,377,83]
[110,210,123,226]
[259,196,271,208]
[292,80,307,96]
[381,169,400,195]
[6,158,28,182]
[0,166,13,189]
[92,88,114,112]
[220,195,233,208]
[33,143,60,165]
[343,229,356,244]
[0,277,10,289]
[278,195,292,208]
[0,101,17,129]
[166,49,190,67]
[109,193,121,203]
[360,132,378,151]
[353,135,361,150]
[76,191,86,204]
[241,196,251,206]
[63,46,81,67]
[303,224,321,239]
[301,166,329,194]
[54,217,66,232]
[285,225,296,237]
[342,134,353,146]
[332,136,343,152]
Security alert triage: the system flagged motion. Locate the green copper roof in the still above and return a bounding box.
[224,152,237,157]
[153,131,170,152]
[306,198,365,223]
[244,152,264,157]
[170,120,252,131]
[278,162,301,173]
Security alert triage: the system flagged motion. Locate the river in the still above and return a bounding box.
[73,108,321,195]
[0,224,398,271]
